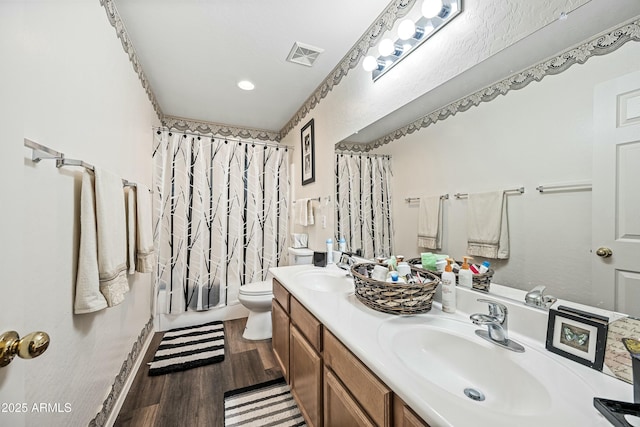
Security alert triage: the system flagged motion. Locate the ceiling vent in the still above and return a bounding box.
[286,42,324,67]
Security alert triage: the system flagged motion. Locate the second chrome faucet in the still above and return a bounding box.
[470,299,525,353]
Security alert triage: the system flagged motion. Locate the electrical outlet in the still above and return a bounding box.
[322,215,327,228]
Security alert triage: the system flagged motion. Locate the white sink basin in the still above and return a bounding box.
[293,269,354,293]
[377,316,599,426]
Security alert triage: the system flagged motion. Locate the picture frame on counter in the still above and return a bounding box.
[545,306,608,371]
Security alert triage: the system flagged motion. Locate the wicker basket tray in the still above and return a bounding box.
[350,263,441,315]
[406,258,493,293]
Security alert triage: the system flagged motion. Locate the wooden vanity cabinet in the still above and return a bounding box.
[393,395,431,427]
[272,280,290,382]
[272,278,431,427]
[289,297,324,427]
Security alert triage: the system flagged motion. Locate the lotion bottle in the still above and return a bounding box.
[458,256,473,288]
[326,238,333,264]
[441,259,456,313]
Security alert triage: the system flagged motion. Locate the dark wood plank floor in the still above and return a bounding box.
[114,318,282,427]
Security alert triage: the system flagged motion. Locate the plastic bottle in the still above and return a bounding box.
[338,237,346,253]
[326,238,333,264]
[458,256,473,288]
[441,259,457,313]
[479,261,491,274]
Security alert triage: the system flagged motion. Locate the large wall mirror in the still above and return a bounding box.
[333,15,640,316]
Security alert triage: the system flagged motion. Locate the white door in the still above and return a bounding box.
[592,70,640,317]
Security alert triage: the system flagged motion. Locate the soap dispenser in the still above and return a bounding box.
[459,256,473,288]
[441,259,456,313]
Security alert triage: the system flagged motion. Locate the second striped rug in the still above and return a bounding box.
[224,378,306,426]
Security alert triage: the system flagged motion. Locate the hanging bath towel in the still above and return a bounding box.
[417,196,443,250]
[74,171,108,314]
[295,198,314,226]
[467,191,509,259]
[94,168,130,306]
[125,187,137,274]
[135,183,155,273]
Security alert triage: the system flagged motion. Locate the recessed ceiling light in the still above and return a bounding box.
[237,80,255,91]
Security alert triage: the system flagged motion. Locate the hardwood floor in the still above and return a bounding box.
[114,318,282,427]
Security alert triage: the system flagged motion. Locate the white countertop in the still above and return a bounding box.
[270,263,634,427]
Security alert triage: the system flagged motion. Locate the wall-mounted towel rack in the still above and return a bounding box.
[454,187,525,199]
[24,138,146,190]
[405,194,449,203]
[536,182,592,193]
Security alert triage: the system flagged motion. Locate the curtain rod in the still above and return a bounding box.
[154,127,293,150]
[24,138,148,191]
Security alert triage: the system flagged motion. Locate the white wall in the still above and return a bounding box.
[0,2,158,426]
[378,41,640,306]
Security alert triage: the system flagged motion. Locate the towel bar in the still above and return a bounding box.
[454,187,525,199]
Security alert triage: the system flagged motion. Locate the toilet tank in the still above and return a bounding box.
[288,247,313,265]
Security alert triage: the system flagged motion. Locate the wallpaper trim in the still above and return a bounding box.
[336,17,640,152]
[162,115,281,142]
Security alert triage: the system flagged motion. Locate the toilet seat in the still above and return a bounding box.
[239,280,272,296]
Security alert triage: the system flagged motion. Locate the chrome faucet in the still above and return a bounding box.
[336,252,355,276]
[524,285,557,309]
[470,299,525,352]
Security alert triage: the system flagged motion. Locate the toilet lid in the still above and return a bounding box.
[239,281,272,296]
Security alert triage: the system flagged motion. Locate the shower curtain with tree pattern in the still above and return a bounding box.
[335,153,394,259]
[153,131,290,314]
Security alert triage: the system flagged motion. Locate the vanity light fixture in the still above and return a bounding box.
[362,0,462,81]
[237,80,255,91]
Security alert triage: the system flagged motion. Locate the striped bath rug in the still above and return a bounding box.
[224,378,306,426]
[148,321,225,376]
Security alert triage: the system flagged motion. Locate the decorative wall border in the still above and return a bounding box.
[88,316,154,427]
[99,0,163,121]
[336,17,640,152]
[163,115,281,142]
[278,0,417,139]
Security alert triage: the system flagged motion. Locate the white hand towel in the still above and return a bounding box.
[94,168,129,306]
[74,171,108,314]
[126,187,136,274]
[466,191,509,259]
[417,196,442,250]
[135,183,155,273]
[295,198,314,226]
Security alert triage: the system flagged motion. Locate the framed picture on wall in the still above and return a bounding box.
[301,119,315,185]
[545,306,609,370]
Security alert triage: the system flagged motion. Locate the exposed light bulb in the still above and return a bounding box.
[398,19,416,40]
[237,80,255,91]
[362,55,378,72]
[378,38,395,57]
[422,0,443,19]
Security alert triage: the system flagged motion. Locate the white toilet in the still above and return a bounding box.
[238,247,313,340]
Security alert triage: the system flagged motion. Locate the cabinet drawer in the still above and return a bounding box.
[324,330,392,427]
[290,298,322,352]
[272,279,290,312]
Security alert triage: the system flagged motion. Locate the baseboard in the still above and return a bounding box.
[89,316,155,427]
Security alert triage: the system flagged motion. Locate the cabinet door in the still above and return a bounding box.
[393,395,431,427]
[290,326,323,427]
[324,368,375,427]
[272,299,290,382]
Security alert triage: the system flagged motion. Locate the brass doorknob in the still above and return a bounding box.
[0,330,50,367]
[596,247,613,258]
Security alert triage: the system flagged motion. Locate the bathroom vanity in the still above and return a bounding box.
[270,263,633,427]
